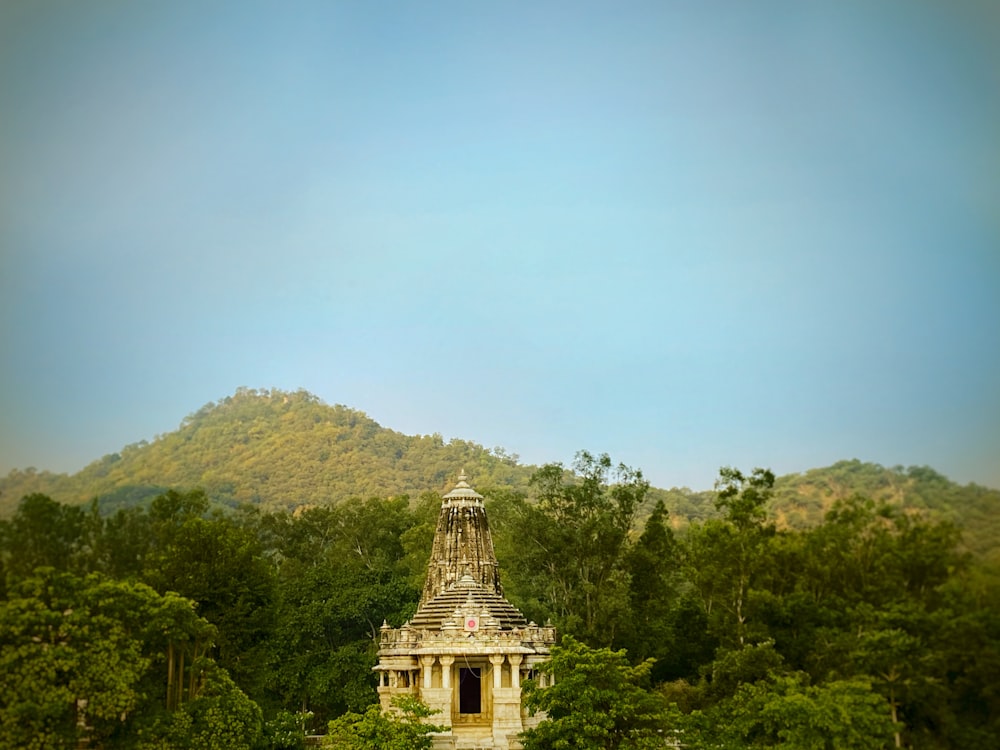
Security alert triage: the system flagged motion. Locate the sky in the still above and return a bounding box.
[1,0,998,492]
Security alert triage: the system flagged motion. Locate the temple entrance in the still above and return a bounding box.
[459,667,482,714]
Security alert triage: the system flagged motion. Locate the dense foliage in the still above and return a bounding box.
[495,460,1000,749]
[1,427,998,747]
[521,636,666,750]
[324,695,445,750]
[0,569,261,749]
[0,388,533,516]
[0,489,435,745]
[3,389,996,560]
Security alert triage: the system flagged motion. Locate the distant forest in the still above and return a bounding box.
[1,389,998,748]
[2,387,998,558]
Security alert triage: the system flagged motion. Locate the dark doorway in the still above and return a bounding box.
[459,667,482,714]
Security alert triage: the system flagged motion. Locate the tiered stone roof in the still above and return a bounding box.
[410,574,527,630]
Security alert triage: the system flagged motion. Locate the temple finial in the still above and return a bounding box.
[442,471,482,501]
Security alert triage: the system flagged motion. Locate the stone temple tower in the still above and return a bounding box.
[374,473,556,750]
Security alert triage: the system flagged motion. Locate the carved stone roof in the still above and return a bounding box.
[441,472,484,505]
[412,473,527,630]
[410,574,527,630]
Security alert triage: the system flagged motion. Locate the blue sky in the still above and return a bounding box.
[2,0,998,491]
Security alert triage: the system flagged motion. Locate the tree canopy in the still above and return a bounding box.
[323,696,444,750]
[3,389,996,561]
[0,452,997,749]
[0,569,261,749]
[521,636,668,750]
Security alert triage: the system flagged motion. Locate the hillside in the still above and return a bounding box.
[0,388,535,515]
[2,387,997,557]
[770,459,1000,559]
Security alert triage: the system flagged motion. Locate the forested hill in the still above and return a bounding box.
[770,460,1000,559]
[0,388,535,516]
[1,387,997,556]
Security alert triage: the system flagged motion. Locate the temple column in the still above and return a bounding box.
[490,654,504,689]
[420,656,435,689]
[508,654,523,689]
[439,655,454,689]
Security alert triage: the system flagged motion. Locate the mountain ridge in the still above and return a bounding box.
[0,387,534,515]
[2,387,997,557]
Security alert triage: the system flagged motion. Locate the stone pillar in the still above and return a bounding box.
[420,656,435,689]
[490,654,504,689]
[508,654,523,689]
[439,655,454,689]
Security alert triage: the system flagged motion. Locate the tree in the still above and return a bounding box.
[683,467,776,649]
[0,569,261,749]
[521,636,667,750]
[0,494,90,579]
[620,500,712,682]
[715,467,775,648]
[262,561,415,721]
[715,467,775,533]
[254,498,423,726]
[785,496,972,747]
[323,696,444,750]
[495,452,649,645]
[92,503,154,579]
[697,673,896,750]
[141,490,277,690]
[0,571,148,749]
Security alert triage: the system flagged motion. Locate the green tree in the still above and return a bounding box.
[521,635,667,750]
[141,490,277,691]
[0,569,261,749]
[496,452,649,644]
[929,568,1000,747]
[714,467,775,647]
[0,571,148,749]
[679,673,896,750]
[746,674,897,749]
[683,467,776,649]
[263,561,414,721]
[0,494,90,579]
[92,503,155,579]
[256,498,421,726]
[620,499,713,681]
[715,467,775,533]
[260,709,314,750]
[784,496,972,746]
[323,696,443,750]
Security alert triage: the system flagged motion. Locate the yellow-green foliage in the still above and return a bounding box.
[0,388,535,515]
[770,459,1000,558]
[2,392,997,561]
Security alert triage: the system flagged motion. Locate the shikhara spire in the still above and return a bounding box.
[418,471,503,607]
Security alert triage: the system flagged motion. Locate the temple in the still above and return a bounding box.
[374,473,556,750]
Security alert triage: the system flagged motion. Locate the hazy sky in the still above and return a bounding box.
[2,0,998,491]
